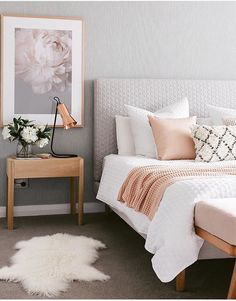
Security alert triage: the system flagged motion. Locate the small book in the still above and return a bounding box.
[36,153,51,159]
[15,155,42,160]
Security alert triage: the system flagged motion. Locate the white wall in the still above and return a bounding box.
[0,1,236,207]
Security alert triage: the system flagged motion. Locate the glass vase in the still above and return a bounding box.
[16,142,32,158]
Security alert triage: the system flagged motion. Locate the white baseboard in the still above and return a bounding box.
[0,202,105,218]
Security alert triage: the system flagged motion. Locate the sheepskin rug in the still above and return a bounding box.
[0,233,110,297]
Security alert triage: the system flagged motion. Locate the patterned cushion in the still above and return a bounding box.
[223,117,236,126]
[191,125,236,162]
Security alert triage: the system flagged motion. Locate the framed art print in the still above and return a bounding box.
[1,14,84,127]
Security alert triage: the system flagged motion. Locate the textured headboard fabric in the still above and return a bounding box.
[94,78,236,181]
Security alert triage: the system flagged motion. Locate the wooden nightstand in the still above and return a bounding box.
[6,156,84,230]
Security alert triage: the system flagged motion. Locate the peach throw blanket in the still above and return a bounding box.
[118,164,236,219]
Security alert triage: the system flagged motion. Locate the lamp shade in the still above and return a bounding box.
[57,103,77,129]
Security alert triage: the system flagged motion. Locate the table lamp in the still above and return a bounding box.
[50,96,77,158]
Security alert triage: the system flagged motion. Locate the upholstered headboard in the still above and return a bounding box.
[94,78,236,181]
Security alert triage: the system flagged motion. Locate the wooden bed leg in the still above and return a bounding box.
[176,269,186,292]
[227,260,236,299]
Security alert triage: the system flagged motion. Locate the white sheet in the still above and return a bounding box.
[97,155,236,282]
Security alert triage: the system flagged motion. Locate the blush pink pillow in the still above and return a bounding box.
[148,116,197,160]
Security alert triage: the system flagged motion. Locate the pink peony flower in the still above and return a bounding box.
[15,29,72,94]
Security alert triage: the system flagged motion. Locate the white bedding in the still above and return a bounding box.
[96,155,236,282]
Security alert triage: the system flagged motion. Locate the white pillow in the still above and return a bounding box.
[197,117,212,125]
[207,104,236,125]
[115,115,135,156]
[125,97,189,157]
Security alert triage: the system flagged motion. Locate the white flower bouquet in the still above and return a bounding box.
[2,117,51,157]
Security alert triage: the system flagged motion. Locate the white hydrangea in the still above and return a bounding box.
[21,127,38,143]
[36,138,49,148]
[2,126,11,140]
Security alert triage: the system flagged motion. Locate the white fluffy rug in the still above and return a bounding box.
[0,233,110,297]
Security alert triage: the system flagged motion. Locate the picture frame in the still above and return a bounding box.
[1,14,84,127]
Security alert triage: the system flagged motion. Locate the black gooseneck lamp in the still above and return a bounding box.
[50,96,77,158]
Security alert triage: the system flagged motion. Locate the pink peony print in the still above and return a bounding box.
[15,28,72,94]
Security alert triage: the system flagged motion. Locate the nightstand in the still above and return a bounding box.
[6,156,84,230]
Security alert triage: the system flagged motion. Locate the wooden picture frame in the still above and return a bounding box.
[1,14,84,127]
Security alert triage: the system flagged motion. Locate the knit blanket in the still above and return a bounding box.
[118,164,236,219]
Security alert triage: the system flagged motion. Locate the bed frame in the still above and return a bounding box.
[94,78,236,260]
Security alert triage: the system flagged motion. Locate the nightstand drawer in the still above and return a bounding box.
[8,157,82,178]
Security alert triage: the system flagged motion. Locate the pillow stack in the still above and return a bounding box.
[116,97,189,157]
[115,101,236,162]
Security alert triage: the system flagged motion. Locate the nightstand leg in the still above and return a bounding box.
[7,175,14,230]
[70,177,76,215]
[6,177,8,219]
[78,160,84,225]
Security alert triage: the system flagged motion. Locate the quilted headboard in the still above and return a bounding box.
[94,78,236,181]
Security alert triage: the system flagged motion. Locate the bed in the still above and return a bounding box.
[94,78,236,282]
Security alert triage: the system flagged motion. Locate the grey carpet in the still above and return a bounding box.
[0,212,234,299]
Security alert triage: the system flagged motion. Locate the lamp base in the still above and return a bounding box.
[51,153,78,158]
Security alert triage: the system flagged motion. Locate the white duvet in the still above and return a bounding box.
[96,154,236,282]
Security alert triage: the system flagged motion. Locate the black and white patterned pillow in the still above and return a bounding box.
[191,125,236,162]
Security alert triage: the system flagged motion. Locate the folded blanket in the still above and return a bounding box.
[118,164,236,219]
